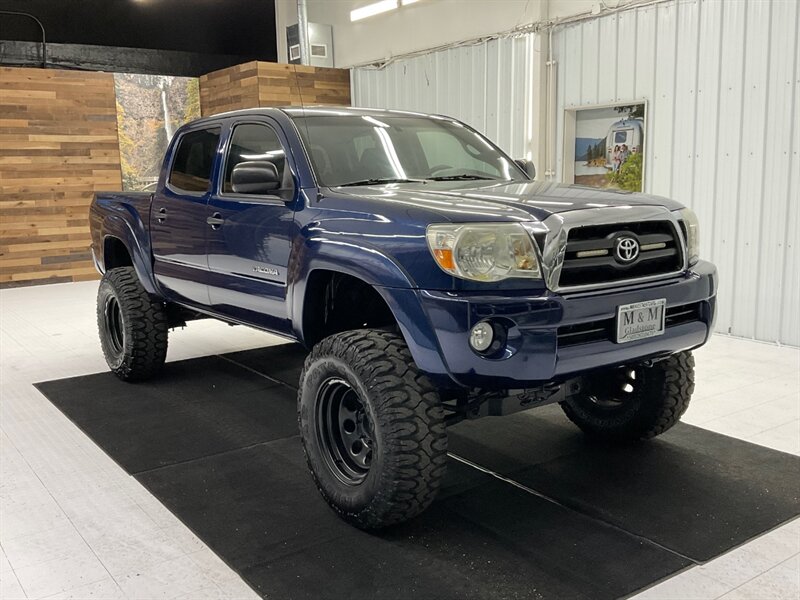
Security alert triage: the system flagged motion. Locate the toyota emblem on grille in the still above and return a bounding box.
[615,236,640,263]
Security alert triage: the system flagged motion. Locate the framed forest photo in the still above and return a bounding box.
[114,74,201,192]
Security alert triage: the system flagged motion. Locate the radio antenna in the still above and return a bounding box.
[292,63,311,158]
[292,62,318,195]
[292,62,306,110]
[292,63,312,136]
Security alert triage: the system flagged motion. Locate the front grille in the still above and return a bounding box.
[664,302,702,328]
[558,221,683,288]
[557,302,703,348]
[557,320,613,347]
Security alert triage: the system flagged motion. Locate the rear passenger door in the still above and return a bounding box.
[151,126,221,307]
[205,119,297,334]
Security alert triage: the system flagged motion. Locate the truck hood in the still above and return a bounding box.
[333,179,684,223]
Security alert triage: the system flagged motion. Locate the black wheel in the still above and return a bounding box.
[315,377,375,485]
[561,351,695,442]
[298,329,447,529]
[97,266,168,382]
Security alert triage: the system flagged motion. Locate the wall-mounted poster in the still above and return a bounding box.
[113,74,201,191]
[569,103,646,192]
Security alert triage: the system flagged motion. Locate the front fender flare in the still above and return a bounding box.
[289,236,415,333]
[288,236,452,384]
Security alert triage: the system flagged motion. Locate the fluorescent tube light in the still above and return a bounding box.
[350,0,398,22]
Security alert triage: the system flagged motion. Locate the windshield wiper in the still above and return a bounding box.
[337,177,426,187]
[426,174,498,181]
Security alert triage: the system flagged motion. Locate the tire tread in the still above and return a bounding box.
[298,329,447,528]
[97,267,168,382]
[561,351,695,441]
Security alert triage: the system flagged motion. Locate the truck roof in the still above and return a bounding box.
[188,105,449,124]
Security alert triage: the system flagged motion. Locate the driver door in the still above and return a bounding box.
[206,120,297,335]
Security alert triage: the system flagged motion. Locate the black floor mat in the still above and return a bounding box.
[448,413,800,562]
[37,355,297,473]
[35,344,800,600]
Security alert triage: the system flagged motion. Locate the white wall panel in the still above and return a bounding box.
[651,1,678,197]
[352,36,533,159]
[711,0,747,342]
[733,0,771,339]
[598,16,619,103]
[768,2,800,339]
[351,0,799,345]
[616,11,636,101]
[553,0,799,345]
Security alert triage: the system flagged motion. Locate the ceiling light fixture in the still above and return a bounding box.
[350,0,398,22]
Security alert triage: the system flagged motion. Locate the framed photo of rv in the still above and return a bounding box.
[562,101,647,192]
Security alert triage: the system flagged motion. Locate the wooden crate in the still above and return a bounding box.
[199,61,351,116]
[0,67,122,288]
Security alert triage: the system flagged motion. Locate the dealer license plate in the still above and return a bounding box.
[616,299,666,343]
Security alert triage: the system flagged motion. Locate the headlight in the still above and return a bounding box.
[678,208,700,266]
[426,223,541,282]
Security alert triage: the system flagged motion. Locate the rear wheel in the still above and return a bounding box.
[298,329,447,529]
[97,267,168,382]
[561,351,695,441]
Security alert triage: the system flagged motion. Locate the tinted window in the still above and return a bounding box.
[224,123,287,193]
[292,115,526,187]
[614,131,628,144]
[417,129,492,175]
[169,128,220,192]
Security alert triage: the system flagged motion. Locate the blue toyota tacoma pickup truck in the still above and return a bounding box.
[90,107,717,529]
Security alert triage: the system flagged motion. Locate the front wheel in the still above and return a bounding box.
[298,329,448,529]
[97,267,168,382]
[561,351,695,442]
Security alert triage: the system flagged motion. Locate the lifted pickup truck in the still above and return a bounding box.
[90,107,717,529]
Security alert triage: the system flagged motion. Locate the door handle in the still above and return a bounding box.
[156,207,167,223]
[207,212,225,230]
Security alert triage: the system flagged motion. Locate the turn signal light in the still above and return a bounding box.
[432,248,454,271]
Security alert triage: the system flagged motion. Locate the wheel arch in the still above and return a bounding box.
[99,213,159,295]
[293,264,450,385]
[103,236,133,269]
[297,268,397,348]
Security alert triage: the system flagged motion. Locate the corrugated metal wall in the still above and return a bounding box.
[351,0,799,346]
[554,0,799,345]
[352,35,534,159]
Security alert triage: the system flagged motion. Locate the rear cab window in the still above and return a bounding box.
[168,127,221,193]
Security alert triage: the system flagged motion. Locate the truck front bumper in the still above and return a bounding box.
[389,261,717,389]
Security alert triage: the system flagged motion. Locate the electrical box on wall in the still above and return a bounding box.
[286,23,334,67]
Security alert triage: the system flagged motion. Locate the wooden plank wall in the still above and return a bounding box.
[0,61,348,288]
[200,61,351,116]
[0,67,122,287]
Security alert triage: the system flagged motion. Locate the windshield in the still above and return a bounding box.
[292,114,527,187]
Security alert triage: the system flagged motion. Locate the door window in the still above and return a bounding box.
[168,128,221,193]
[223,123,288,194]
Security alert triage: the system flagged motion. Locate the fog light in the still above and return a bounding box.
[469,321,494,352]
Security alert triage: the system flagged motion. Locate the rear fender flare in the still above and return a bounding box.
[101,214,159,295]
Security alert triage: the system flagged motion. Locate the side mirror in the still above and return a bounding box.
[514,159,536,180]
[231,161,281,195]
